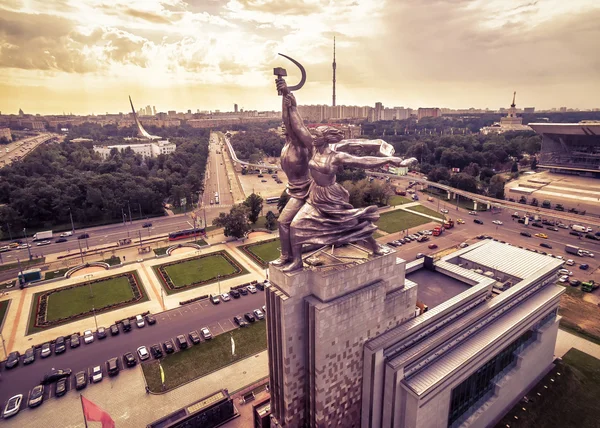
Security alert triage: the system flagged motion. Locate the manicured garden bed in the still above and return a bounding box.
[45,268,69,280]
[153,251,247,295]
[239,238,281,268]
[0,300,9,330]
[142,320,267,392]
[27,271,147,335]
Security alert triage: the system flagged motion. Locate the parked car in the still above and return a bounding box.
[5,351,20,369]
[78,233,89,239]
[220,292,231,302]
[416,253,425,259]
[566,259,575,266]
[150,344,163,359]
[142,222,152,228]
[42,369,72,385]
[176,335,188,349]
[97,327,107,339]
[200,327,212,340]
[135,314,145,328]
[247,285,257,294]
[558,269,573,276]
[110,324,119,336]
[40,343,52,358]
[245,312,256,323]
[137,346,150,361]
[55,336,66,354]
[2,394,23,418]
[28,385,44,408]
[189,331,201,344]
[474,219,483,225]
[70,334,81,348]
[145,314,156,325]
[253,309,265,320]
[234,315,248,327]
[211,295,220,304]
[163,340,175,354]
[239,287,248,296]
[122,318,132,332]
[83,330,94,344]
[106,358,119,376]
[123,352,136,367]
[230,289,241,298]
[580,264,589,270]
[558,275,569,283]
[23,347,35,365]
[55,378,68,397]
[569,279,581,287]
[75,371,88,390]
[91,366,103,383]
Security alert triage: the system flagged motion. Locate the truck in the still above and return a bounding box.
[571,225,587,233]
[32,230,52,241]
[565,245,585,256]
[581,280,598,293]
[432,226,444,236]
[443,218,454,229]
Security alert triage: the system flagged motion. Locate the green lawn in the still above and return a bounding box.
[0,300,9,330]
[154,246,169,256]
[45,268,69,280]
[495,348,600,428]
[142,320,267,392]
[0,280,16,291]
[27,272,147,335]
[242,239,281,268]
[102,256,121,266]
[376,210,436,234]
[46,276,135,322]
[389,195,412,206]
[0,257,45,273]
[408,205,446,220]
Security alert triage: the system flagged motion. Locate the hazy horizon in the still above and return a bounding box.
[1,0,599,116]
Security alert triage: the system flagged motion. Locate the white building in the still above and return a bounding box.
[94,140,176,159]
[481,92,532,134]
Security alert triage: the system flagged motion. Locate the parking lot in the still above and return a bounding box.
[0,285,267,418]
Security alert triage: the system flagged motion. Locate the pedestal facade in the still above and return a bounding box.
[266,249,417,427]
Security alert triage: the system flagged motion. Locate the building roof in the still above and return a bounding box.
[451,240,564,280]
[403,284,564,396]
[529,122,600,136]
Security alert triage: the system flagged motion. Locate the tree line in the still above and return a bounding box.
[0,127,209,235]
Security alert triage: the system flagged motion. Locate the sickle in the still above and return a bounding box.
[278,53,306,92]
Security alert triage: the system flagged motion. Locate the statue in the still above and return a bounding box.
[273,55,417,272]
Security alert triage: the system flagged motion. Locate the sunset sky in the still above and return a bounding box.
[1,0,599,115]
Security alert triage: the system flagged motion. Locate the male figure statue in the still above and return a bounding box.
[271,79,312,267]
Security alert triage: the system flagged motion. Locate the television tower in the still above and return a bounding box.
[332,37,336,107]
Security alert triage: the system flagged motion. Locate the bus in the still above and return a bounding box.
[168,228,206,241]
[266,197,280,204]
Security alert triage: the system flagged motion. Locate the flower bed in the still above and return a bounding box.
[239,238,280,268]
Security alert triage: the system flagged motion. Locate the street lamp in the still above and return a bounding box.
[69,207,75,233]
[22,228,32,260]
[92,306,98,330]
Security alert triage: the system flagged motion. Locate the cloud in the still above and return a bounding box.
[229,0,322,16]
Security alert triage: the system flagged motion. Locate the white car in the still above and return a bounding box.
[91,366,103,383]
[468,211,477,215]
[558,275,569,283]
[459,242,469,248]
[2,394,23,418]
[60,231,73,237]
[135,314,145,328]
[557,223,569,229]
[492,220,503,225]
[220,293,231,302]
[36,240,51,246]
[83,330,94,344]
[137,346,150,361]
[586,227,593,233]
[253,309,265,320]
[17,244,31,249]
[565,259,575,266]
[558,269,573,276]
[440,209,449,214]
[247,285,257,294]
[200,327,212,340]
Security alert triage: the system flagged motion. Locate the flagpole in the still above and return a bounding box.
[80,394,89,428]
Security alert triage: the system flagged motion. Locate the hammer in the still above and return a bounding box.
[273,67,287,96]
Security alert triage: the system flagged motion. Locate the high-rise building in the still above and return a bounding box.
[374,102,383,121]
[153,106,156,115]
[417,107,441,120]
[559,107,567,112]
[234,104,238,113]
[332,36,337,107]
[523,107,535,114]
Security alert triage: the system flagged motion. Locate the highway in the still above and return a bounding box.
[201,133,234,208]
[0,133,58,168]
[0,290,267,409]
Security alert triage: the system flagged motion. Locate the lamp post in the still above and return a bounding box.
[77,239,85,264]
[22,228,32,260]
[92,306,98,330]
[0,332,7,359]
[69,207,75,233]
[217,274,221,295]
[5,223,12,241]
[128,200,133,225]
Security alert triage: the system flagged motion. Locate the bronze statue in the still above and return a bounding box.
[273,55,417,272]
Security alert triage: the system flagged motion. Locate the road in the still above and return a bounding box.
[0,134,57,168]
[0,290,266,409]
[201,133,234,208]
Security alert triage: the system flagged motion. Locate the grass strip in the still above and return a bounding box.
[142,320,267,392]
[0,300,9,330]
[376,210,435,234]
[240,239,280,268]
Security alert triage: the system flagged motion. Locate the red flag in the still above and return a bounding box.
[81,395,115,428]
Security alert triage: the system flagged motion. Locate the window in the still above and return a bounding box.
[448,329,534,427]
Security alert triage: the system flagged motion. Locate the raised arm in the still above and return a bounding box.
[286,96,313,149]
[333,152,405,169]
[332,139,394,156]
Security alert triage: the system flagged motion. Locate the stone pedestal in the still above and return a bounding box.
[266,246,417,427]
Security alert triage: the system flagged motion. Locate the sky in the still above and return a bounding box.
[0,0,599,115]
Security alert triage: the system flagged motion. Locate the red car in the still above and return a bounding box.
[428,243,438,249]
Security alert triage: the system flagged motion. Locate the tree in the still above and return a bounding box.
[212,204,250,238]
[488,174,506,199]
[265,211,277,231]
[277,190,290,214]
[243,193,263,224]
[530,157,538,170]
[511,161,519,174]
